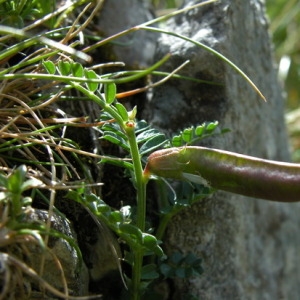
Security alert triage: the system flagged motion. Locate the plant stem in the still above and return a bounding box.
[125,122,147,300]
[155,212,174,242]
[70,83,125,126]
[73,83,148,299]
[139,25,266,101]
[125,122,146,230]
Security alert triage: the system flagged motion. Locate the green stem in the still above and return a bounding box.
[139,25,266,101]
[155,210,175,242]
[0,53,171,85]
[72,83,148,298]
[153,206,183,265]
[11,193,21,220]
[131,251,143,300]
[125,122,147,230]
[70,83,125,126]
[153,179,176,241]
[125,122,147,300]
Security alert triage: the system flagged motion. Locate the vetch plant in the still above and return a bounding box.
[41,57,224,298]
[43,60,169,298]
[0,0,280,299]
[0,166,90,299]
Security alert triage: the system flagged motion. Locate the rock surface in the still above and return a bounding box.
[96,0,156,68]
[26,209,89,297]
[143,0,300,299]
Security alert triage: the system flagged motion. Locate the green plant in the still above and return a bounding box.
[0,166,89,299]
[0,165,40,221]
[44,60,172,298]
[0,0,51,28]
[0,1,109,298]
[159,251,203,279]
[0,0,272,299]
[40,51,239,297]
[0,0,92,29]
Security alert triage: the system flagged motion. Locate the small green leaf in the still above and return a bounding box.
[128,106,137,120]
[8,165,27,193]
[85,194,99,203]
[142,233,165,257]
[195,125,205,136]
[101,123,126,139]
[72,62,84,77]
[205,121,218,133]
[0,173,8,188]
[101,132,129,151]
[115,103,129,121]
[160,251,203,279]
[139,134,167,156]
[142,233,157,249]
[104,83,116,104]
[152,244,165,258]
[100,157,134,171]
[58,61,71,76]
[172,135,183,147]
[119,223,143,243]
[136,128,162,144]
[184,252,199,265]
[221,128,231,134]
[95,200,111,214]
[141,264,160,280]
[84,69,99,92]
[65,190,81,202]
[109,211,123,223]
[193,265,203,276]
[159,263,173,278]
[171,252,184,264]
[182,128,193,143]
[43,60,56,74]
[175,267,187,278]
[135,120,151,134]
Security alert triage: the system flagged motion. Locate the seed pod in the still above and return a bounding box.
[144,146,300,202]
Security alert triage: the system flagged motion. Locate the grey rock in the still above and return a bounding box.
[25,208,89,297]
[144,0,300,299]
[96,0,156,68]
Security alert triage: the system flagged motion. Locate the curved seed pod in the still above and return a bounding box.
[144,146,300,202]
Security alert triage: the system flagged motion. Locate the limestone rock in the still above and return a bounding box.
[143,0,300,299]
[25,208,89,297]
[96,0,156,68]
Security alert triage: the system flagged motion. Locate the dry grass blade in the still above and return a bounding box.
[0,252,103,299]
